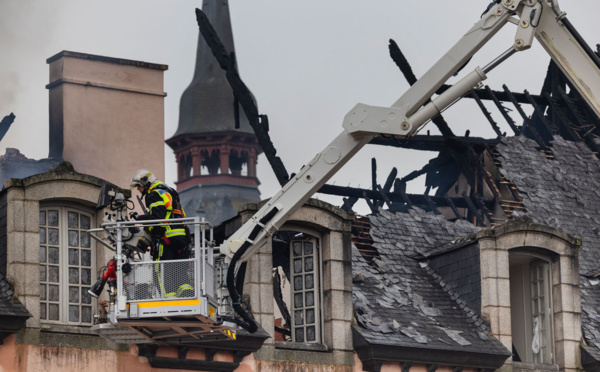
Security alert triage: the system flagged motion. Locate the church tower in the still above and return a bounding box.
[166,0,262,225]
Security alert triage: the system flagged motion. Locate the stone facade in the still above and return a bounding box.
[477,219,581,372]
[236,199,355,370]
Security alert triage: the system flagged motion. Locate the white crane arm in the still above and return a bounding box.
[221,0,600,264]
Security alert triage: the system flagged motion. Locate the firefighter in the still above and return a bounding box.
[130,169,193,298]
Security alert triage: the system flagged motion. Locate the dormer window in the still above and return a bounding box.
[509,254,555,364]
[272,230,322,344]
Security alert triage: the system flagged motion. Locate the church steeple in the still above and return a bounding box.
[173,0,253,137]
[166,0,262,225]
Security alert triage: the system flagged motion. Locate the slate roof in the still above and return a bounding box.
[352,132,600,364]
[0,272,30,319]
[495,134,600,359]
[352,208,509,363]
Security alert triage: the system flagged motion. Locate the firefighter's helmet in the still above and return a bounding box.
[130,169,157,189]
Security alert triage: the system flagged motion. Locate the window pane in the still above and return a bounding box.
[304,242,313,255]
[40,284,47,300]
[39,266,46,281]
[69,286,79,303]
[305,274,314,289]
[48,247,59,264]
[69,249,79,265]
[293,242,302,257]
[294,258,302,274]
[39,227,46,244]
[69,305,79,322]
[294,276,303,291]
[81,287,91,304]
[39,246,46,263]
[294,293,303,308]
[40,303,46,320]
[39,211,46,225]
[81,250,91,267]
[48,266,59,282]
[81,232,91,248]
[49,304,59,320]
[68,230,79,247]
[69,268,79,284]
[81,269,91,285]
[307,326,316,342]
[295,328,304,342]
[80,215,90,230]
[304,257,313,272]
[306,292,314,307]
[294,310,304,325]
[48,210,59,226]
[82,306,91,323]
[68,212,79,228]
[306,309,315,324]
[49,285,59,301]
[48,228,59,245]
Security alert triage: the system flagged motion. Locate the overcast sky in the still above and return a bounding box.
[1,0,598,214]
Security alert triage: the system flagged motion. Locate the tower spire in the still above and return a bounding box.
[174,0,252,137]
[166,0,262,225]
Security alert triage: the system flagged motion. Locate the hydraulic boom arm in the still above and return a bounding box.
[221,0,600,331]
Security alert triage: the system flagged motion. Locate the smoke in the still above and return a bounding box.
[0,1,60,158]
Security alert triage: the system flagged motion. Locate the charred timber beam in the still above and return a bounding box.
[0,113,16,143]
[378,167,398,207]
[371,158,378,207]
[389,39,455,138]
[376,185,394,210]
[470,90,503,137]
[423,194,441,215]
[484,86,520,135]
[524,89,555,143]
[443,194,464,220]
[363,191,379,215]
[439,84,549,106]
[462,192,486,227]
[544,92,581,142]
[502,85,531,123]
[195,8,289,186]
[502,86,548,148]
[369,135,500,152]
[318,184,493,210]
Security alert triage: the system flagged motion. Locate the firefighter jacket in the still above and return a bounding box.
[136,181,187,242]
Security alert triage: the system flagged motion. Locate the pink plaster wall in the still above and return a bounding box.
[0,336,483,372]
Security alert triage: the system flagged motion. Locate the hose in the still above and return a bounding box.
[226,207,279,333]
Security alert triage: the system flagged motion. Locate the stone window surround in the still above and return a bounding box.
[4,178,108,334]
[236,199,355,367]
[477,221,581,371]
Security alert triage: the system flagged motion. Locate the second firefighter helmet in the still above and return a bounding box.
[130,169,157,189]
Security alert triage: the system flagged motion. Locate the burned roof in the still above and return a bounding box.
[496,135,600,275]
[352,130,600,366]
[495,134,600,359]
[352,209,509,368]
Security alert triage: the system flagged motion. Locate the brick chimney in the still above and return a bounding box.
[46,51,168,188]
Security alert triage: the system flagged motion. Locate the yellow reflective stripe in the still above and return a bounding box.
[177,284,194,297]
[136,299,201,308]
[165,230,186,238]
[154,262,167,296]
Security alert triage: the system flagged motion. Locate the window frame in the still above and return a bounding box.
[39,203,96,326]
[509,252,556,365]
[272,226,325,347]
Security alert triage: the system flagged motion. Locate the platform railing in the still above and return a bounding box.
[89,217,215,319]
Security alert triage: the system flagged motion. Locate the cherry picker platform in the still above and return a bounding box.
[88,213,238,345]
